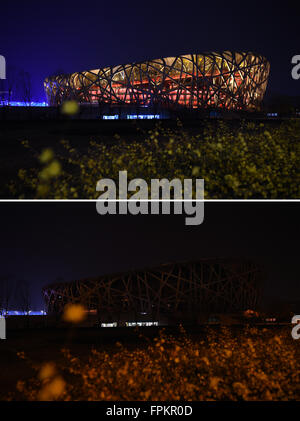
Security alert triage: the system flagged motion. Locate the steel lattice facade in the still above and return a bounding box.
[44,51,270,111]
[43,259,262,324]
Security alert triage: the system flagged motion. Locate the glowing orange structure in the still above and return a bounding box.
[44,51,270,112]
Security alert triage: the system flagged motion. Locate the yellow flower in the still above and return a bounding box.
[39,148,54,164]
[39,160,61,180]
[38,376,66,401]
[38,362,56,380]
[61,100,79,115]
[63,304,86,323]
[46,160,61,177]
[192,166,200,176]
[210,377,222,389]
[224,349,232,358]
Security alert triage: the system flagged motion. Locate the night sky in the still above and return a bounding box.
[0,202,299,309]
[1,1,300,101]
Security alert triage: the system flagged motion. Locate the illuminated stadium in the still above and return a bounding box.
[43,259,262,326]
[44,51,270,115]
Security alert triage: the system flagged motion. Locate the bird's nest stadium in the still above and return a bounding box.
[43,259,262,326]
[44,51,270,115]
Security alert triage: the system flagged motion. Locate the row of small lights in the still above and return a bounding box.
[3,104,300,119]
[103,114,160,120]
[0,101,48,107]
[1,310,47,316]
[2,103,298,119]
[100,322,159,327]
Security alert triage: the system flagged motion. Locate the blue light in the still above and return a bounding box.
[5,310,47,316]
[127,114,160,120]
[0,101,48,107]
[103,115,119,120]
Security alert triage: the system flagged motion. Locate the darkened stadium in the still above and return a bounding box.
[44,51,270,113]
[43,258,262,326]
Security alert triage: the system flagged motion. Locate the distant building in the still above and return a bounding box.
[44,51,270,115]
[43,258,262,326]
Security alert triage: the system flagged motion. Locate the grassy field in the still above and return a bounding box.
[1,325,299,401]
[0,118,299,199]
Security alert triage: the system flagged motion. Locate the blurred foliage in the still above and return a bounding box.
[62,304,86,324]
[7,119,300,199]
[12,327,300,400]
[61,100,79,116]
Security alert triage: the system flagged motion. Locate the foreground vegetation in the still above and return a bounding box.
[7,119,300,199]
[11,326,300,401]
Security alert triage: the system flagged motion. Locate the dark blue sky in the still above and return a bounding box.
[1,0,300,100]
[0,203,299,309]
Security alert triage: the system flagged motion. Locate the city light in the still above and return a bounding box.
[0,101,48,107]
[126,321,158,327]
[127,114,160,119]
[3,310,47,316]
[102,115,119,120]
